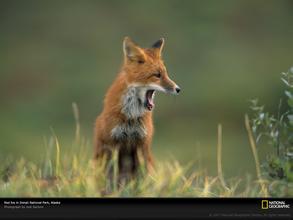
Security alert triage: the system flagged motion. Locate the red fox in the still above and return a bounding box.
[94,37,180,179]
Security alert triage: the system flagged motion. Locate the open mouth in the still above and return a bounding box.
[145,90,155,111]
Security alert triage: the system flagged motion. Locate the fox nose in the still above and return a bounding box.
[175,87,181,94]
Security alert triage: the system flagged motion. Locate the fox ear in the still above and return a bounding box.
[123,37,146,63]
[152,38,165,57]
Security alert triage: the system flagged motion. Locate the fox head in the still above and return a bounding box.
[121,37,180,113]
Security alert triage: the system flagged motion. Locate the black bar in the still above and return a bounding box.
[0,198,292,219]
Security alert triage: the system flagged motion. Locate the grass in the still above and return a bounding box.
[0,105,291,197]
[0,154,269,197]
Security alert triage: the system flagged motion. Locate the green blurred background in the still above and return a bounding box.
[1,0,292,178]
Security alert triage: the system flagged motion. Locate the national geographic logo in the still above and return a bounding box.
[261,200,290,209]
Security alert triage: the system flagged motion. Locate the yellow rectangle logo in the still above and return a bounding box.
[262,200,268,209]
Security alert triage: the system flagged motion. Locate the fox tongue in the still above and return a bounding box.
[146,90,154,111]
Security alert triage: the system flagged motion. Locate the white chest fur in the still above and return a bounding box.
[121,86,147,119]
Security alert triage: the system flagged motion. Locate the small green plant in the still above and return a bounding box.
[249,67,293,196]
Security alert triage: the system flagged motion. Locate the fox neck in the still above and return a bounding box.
[104,73,151,120]
[121,84,149,119]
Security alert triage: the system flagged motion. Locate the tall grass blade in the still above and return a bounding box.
[244,114,268,197]
[112,150,119,192]
[72,102,80,144]
[50,128,61,177]
[217,124,229,190]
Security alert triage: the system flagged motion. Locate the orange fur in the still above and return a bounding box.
[94,37,180,179]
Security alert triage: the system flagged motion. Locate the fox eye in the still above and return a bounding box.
[138,60,145,64]
[154,72,161,78]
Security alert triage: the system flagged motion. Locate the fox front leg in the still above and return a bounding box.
[142,144,155,173]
